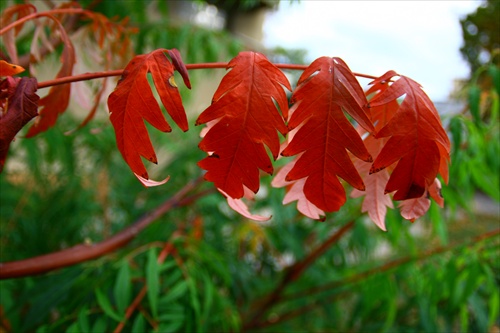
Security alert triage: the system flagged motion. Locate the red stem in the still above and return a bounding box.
[245,228,500,330]
[0,177,203,279]
[113,240,177,333]
[242,221,355,330]
[36,64,377,89]
[0,8,92,36]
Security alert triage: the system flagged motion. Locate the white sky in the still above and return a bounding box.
[263,0,481,101]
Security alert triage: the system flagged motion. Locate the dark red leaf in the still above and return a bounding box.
[368,71,451,200]
[0,77,39,172]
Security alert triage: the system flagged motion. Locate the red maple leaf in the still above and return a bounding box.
[280,57,375,212]
[107,49,191,181]
[368,71,451,200]
[196,51,291,198]
[0,77,39,172]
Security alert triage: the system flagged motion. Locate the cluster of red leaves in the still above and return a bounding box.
[0,2,137,139]
[104,50,450,228]
[0,1,451,229]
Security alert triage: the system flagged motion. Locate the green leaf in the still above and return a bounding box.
[114,261,132,315]
[469,84,482,126]
[381,297,397,332]
[430,202,448,245]
[460,304,469,333]
[35,325,50,333]
[449,116,463,156]
[488,290,499,328]
[187,277,202,332]
[91,317,108,333]
[200,273,214,328]
[95,288,122,322]
[77,308,90,333]
[65,322,79,333]
[158,321,184,333]
[131,313,146,333]
[161,280,188,304]
[147,248,160,319]
[489,64,500,96]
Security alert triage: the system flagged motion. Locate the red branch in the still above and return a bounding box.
[242,221,355,330]
[244,228,500,330]
[113,240,178,333]
[35,64,378,89]
[0,8,94,36]
[0,178,206,280]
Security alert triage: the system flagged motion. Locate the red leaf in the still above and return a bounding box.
[0,77,39,172]
[272,155,325,221]
[280,57,374,212]
[368,71,451,200]
[399,178,443,222]
[196,51,291,198]
[107,49,190,180]
[25,21,76,138]
[220,187,271,222]
[0,4,37,64]
[0,60,25,76]
[399,193,430,222]
[351,136,393,231]
[350,78,399,230]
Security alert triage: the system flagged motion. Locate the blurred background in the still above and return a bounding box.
[0,1,498,332]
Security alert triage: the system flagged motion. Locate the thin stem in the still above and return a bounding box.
[0,177,204,279]
[113,240,178,333]
[36,64,377,90]
[0,8,90,36]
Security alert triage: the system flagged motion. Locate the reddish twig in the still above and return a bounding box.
[35,64,378,90]
[0,177,204,279]
[113,239,178,333]
[242,220,355,330]
[0,8,91,36]
[246,228,500,330]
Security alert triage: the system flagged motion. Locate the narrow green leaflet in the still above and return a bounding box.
[161,280,188,304]
[114,261,132,315]
[147,248,160,319]
[187,277,202,332]
[95,288,122,322]
[77,307,90,332]
[468,84,481,126]
[91,317,108,333]
[131,313,146,333]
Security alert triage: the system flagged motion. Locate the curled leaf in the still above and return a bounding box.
[0,77,39,172]
[369,71,451,200]
[220,188,271,222]
[107,49,190,182]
